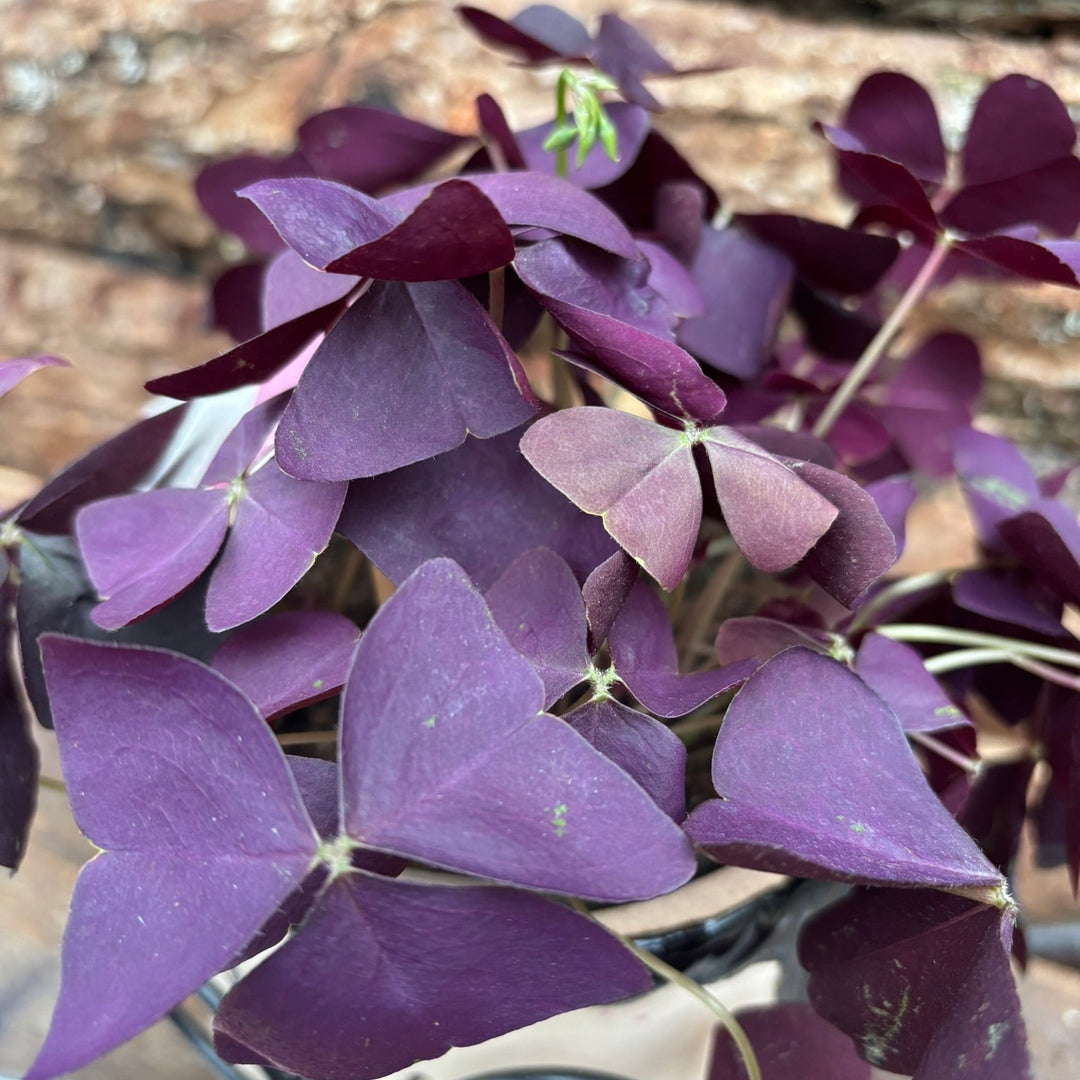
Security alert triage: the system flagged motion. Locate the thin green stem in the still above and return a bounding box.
[846,570,953,635]
[488,266,505,331]
[553,70,570,180]
[907,730,978,775]
[812,234,953,439]
[39,775,67,794]
[924,646,1080,691]
[276,730,338,747]
[879,624,1080,670]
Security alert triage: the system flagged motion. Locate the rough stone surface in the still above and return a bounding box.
[2,0,1080,486]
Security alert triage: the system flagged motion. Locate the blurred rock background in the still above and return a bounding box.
[2,1,1080,1075]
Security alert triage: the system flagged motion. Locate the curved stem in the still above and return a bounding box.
[621,937,762,1080]
[907,730,978,774]
[879,624,1080,670]
[924,646,1080,691]
[812,234,953,439]
[846,570,953,635]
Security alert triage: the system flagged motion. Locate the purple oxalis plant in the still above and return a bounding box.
[4,7,1080,1080]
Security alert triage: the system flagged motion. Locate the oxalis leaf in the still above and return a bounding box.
[800,887,1030,1079]
[684,648,1003,889]
[26,637,319,1080]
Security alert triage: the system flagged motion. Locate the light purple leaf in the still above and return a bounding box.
[678,226,792,379]
[387,171,641,260]
[205,462,347,631]
[521,408,701,590]
[457,4,592,63]
[241,177,516,281]
[486,548,591,707]
[564,697,686,821]
[787,460,897,607]
[638,238,705,318]
[714,616,836,666]
[200,395,287,487]
[591,12,673,110]
[214,872,648,1080]
[842,71,946,184]
[703,428,839,573]
[340,558,695,900]
[27,637,317,1080]
[341,425,616,589]
[864,476,916,558]
[709,1001,871,1080]
[609,581,755,717]
[296,106,468,191]
[0,354,69,399]
[212,610,360,720]
[276,279,535,481]
[16,405,187,535]
[685,648,1003,887]
[517,102,651,187]
[801,888,1030,1080]
[261,249,359,331]
[855,634,970,733]
[76,488,230,630]
[583,547,639,651]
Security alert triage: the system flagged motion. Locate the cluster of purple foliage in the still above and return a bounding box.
[4,5,1080,1080]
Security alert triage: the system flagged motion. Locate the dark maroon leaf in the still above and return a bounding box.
[677,225,792,379]
[340,425,616,590]
[212,610,360,721]
[864,476,916,558]
[685,648,1002,887]
[145,296,347,400]
[76,488,230,630]
[27,637,318,1080]
[954,427,1039,548]
[999,500,1080,607]
[582,548,639,651]
[1039,692,1080,891]
[0,354,69,398]
[564,697,686,821]
[16,405,187,535]
[709,1001,871,1079]
[788,460,897,607]
[703,429,838,574]
[474,93,527,169]
[210,261,264,343]
[655,179,707,263]
[205,463,347,631]
[855,634,969,733]
[520,408,701,590]
[297,106,468,191]
[457,4,592,63]
[516,103,651,187]
[801,888,1029,1079]
[960,759,1036,874]
[609,581,755,718]
[214,872,648,1080]
[739,213,900,295]
[340,558,695,899]
[486,547,591,707]
[945,74,1080,236]
[842,71,946,184]
[276,279,535,481]
[956,234,1080,287]
[638,238,704,318]
[241,177,516,281]
[792,282,879,360]
[389,171,642,260]
[195,151,312,254]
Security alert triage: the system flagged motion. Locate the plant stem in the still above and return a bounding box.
[846,570,953,635]
[812,234,953,439]
[39,775,67,794]
[622,937,762,1080]
[488,266,505,331]
[553,70,570,180]
[907,730,979,774]
[676,548,745,666]
[276,730,338,747]
[924,646,1080,691]
[879,624,1080,670]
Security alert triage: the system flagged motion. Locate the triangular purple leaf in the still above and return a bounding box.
[212,610,360,721]
[0,354,69,399]
[520,408,701,590]
[261,249,360,331]
[341,425,617,589]
[609,581,755,718]
[457,4,592,64]
[27,637,317,1080]
[953,568,1068,639]
[276,279,535,481]
[685,648,1002,887]
[486,547,592,707]
[339,558,695,900]
[801,888,1030,1079]
[954,427,1039,548]
[855,634,970,733]
[205,462,347,631]
[76,488,230,630]
[564,697,686,821]
[999,499,1080,606]
[214,872,648,1080]
[582,547,639,651]
[703,428,839,573]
